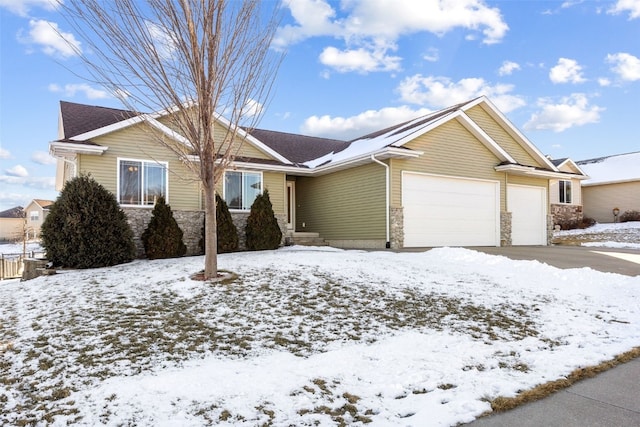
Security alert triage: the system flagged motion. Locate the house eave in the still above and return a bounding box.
[581,178,640,187]
[49,141,108,157]
[495,164,586,179]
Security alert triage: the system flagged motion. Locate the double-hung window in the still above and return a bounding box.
[30,211,39,221]
[118,159,168,206]
[224,171,262,210]
[559,180,572,204]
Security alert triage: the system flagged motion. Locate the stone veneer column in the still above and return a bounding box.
[230,212,288,251]
[500,211,512,246]
[390,207,404,249]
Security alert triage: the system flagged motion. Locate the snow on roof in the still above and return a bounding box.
[303,108,458,168]
[577,151,640,185]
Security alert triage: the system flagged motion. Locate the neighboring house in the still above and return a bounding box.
[577,151,640,223]
[49,96,583,255]
[24,199,54,239]
[0,206,24,242]
[548,158,588,227]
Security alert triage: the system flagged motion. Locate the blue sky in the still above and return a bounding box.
[1,0,639,212]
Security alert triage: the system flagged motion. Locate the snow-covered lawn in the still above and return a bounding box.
[553,221,640,249]
[1,246,639,426]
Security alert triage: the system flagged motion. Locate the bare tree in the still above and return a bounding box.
[59,0,282,279]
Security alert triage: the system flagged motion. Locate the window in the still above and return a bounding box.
[559,180,572,204]
[224,171,262,210]
[30,211,39,221]
[118,159,168,206]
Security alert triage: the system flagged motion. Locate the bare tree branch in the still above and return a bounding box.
[58,0,283,278]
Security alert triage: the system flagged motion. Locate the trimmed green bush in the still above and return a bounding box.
[198,194,239,254]
[620,210,640,223]
[245,189,282,251]
[41,175,135,268]
[141,196,186,259]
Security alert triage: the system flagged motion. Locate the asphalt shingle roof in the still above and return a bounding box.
[60,101,139,139]
[247,129,349,164]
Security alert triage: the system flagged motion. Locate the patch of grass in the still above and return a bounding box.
[485,347,640,415]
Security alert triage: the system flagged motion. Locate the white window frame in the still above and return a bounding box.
[117,158,169,207]
[223,170,263,211]
[30,211,39,221]
[559,179,572,204]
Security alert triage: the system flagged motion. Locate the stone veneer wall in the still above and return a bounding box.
[500,211,512,246]
[550,204,583,227]
[229,212,288,251]
[390,207,404,249]
[122,208,204,257]
[546,214,554,245]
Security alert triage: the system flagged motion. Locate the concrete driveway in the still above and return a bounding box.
[473,245,640,276]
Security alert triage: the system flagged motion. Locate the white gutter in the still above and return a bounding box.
[371,154,390,249]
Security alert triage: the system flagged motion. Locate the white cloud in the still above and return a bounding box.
[606,52,640,81]
[396,74,526,113]
[498,60,520,76]
[275,0,508,73]
[6,165,29,178]
[21,19,81,59]
[598,77,611,86]
[0,0,59,17]
[524,94,604,132]
[319,46,401,73]
[0,175,55,189]
[549,58,586,84]
[301,105,432,140]
[423,47,439,62]
[608,0,640,19]
[31,151,57,165]
[48,83,111,99]
[0,147,11,159]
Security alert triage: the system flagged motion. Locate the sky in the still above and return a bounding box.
[1,0,639,212]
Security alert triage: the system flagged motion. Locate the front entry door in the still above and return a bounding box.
[286,181,295,231]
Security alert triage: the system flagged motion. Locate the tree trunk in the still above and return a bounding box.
[203,182,218,279]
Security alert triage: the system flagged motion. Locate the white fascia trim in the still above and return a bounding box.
[456,113,515,163]
[149,102,293,165]
[388,111,458,148]
[49,141,108,156]
[212,114,293,165]
[312,147,422,174]
[495,164,585,179]
[462,96,560,172]
[582,178,640,187]
[72,114,147,140]
[555,158,588,176]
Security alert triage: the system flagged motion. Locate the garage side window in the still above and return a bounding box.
[559,180,572,204]
[224,171,262,210]
[118,159,168,206]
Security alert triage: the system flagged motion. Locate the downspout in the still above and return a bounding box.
[371,154,390,249]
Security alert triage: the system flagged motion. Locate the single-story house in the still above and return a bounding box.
[49,96,584,255]
[24,199,54,239]
[0,206,24,242]
[548,158,588,227]
[577,151,640,223]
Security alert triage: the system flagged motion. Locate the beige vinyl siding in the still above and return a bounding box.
[78,124,201,210]
[390,119,506,208]
[295,163,386,239]
[465,105,542,167]
[157,114,277,161]
[582,181,640,223]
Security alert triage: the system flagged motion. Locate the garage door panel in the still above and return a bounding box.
[508,185,547,245]
[402,173,499,247]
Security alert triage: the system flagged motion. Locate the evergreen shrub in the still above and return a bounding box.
[198,194,239,254]
[141,196,186,259]
[41,175,135,268]
[245,189,282,251]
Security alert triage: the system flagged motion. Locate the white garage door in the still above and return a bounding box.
[507,184,547,245]
[402,173,500,247]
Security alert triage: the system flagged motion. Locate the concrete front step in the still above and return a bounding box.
[286,232,328,246]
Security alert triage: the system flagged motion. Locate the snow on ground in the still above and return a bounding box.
[1,247,639,426]
[554,221,640,249]
[0,240,44,256]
